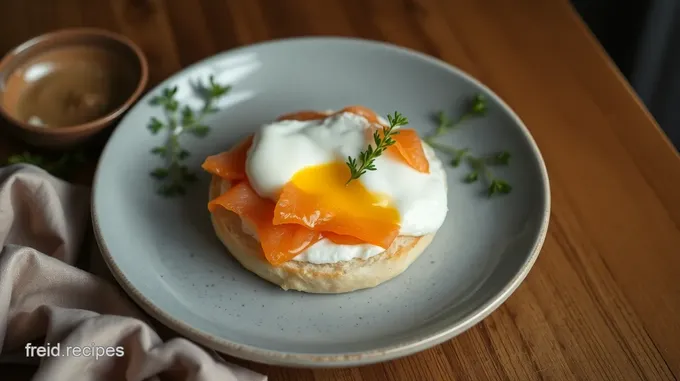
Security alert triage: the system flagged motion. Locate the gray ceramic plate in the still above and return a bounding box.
[92,37,550,367]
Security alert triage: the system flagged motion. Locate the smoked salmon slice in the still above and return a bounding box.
[208,181,322,266]
[201,135,253,181]
[388,128,430,173]
[323,232,366,246]
[277,110,329,121]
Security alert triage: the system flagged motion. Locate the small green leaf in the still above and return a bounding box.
[387,111,408,127]
[490,151,511,165]
[496,180,512,193]
[178,149,190,160]
[6,155,21,164]
[165,99,179,112]
[149,96,163,106]
[464,172,479,183]
[183,171,198,182]
[8,154,27,165]
[211,85,231,98]
[8,152,45,166]
[449,148,469,167]
[436,111,446,125]
[163,87,178,98]
[150,167,169,179]
[208,76,231,98]
[181,106,195,125]
[488,179,512,197]
[373,131,381,146]
[470,94,487,116]
[177,165,198,182]
[151,146,167,156]
[437,111,454,129]
[148,117,164,134]
[203,104,219,114]
[190,125,210,137]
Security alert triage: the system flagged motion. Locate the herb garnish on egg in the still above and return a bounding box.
[425,94,513,197]
[345,111,408,184]
[147,76,231,197]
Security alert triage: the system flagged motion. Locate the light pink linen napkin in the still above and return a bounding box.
[0,163,267,381]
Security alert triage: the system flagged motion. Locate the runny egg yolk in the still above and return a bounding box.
[291,162,399,222]
[273,161,401,248]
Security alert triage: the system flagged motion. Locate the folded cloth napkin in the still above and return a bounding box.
[0,164,266,381]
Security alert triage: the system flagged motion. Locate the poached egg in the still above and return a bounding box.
[238,110,448,264]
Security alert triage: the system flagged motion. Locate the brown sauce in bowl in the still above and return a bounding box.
[5,45,139,128]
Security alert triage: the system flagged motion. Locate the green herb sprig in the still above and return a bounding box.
[425,94,513,197]
[6,150,86,179]
[461,152,512,196]
[345,111,408,184]
[431,94,487,138]
[148,75,231,196]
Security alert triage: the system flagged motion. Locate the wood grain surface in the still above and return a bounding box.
[2,0,680,380]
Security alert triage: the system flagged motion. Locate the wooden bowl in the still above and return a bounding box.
[0,28,148,149]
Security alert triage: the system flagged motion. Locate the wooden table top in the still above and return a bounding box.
[2,0,680,380]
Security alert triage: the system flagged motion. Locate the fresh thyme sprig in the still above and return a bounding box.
[425,94,513,197]
[462,152,512,196]
[345,111,408,184]
[147,75,231,196]
[6,150,86,179]
[430,94,487,138]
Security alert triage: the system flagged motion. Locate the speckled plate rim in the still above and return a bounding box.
[92,36,551,368]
